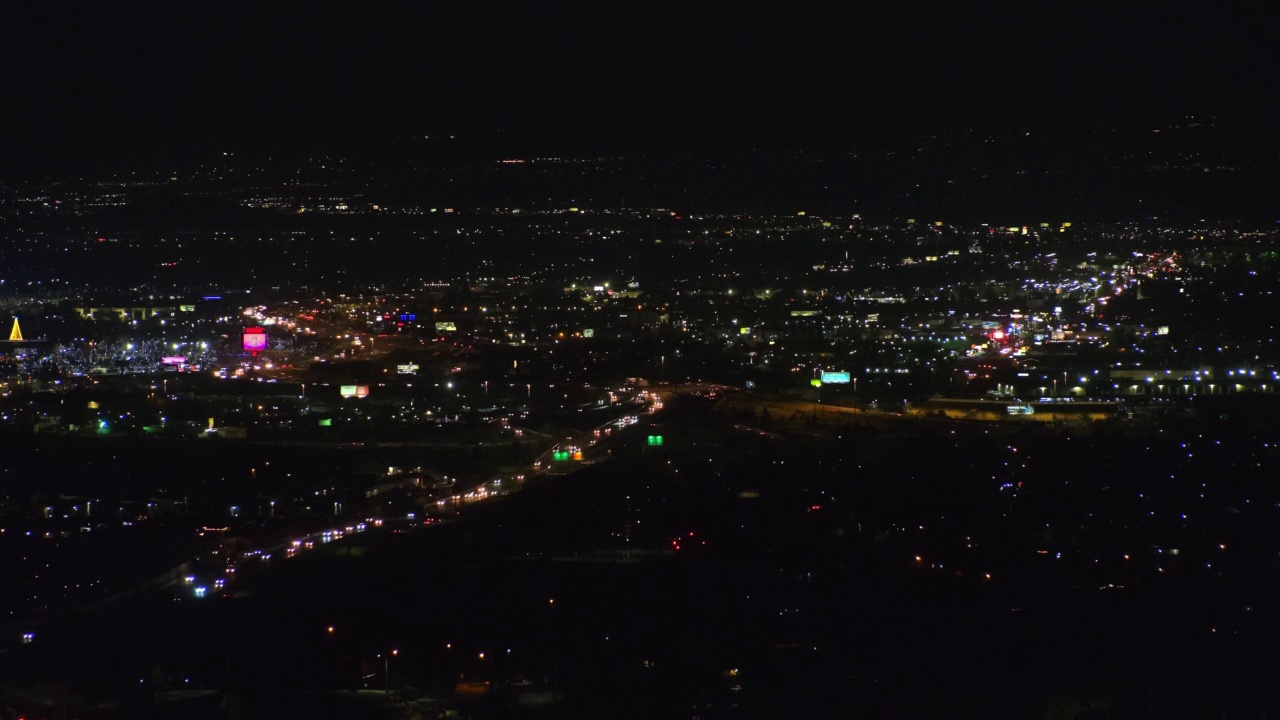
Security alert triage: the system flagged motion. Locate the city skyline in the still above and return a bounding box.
[3,8,1280,718]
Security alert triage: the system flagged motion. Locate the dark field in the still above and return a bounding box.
[5,399,1280,718]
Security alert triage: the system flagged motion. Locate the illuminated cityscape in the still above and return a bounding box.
[2,7,1279,719]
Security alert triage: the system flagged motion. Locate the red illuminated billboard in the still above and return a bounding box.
[243,328,268,353]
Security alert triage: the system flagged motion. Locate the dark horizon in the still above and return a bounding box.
[4,6,1279,176]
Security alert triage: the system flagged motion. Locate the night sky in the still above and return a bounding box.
[3,6,1278,173]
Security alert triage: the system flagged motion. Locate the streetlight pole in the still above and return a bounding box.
[812,369,820,420]
[383,648,397,692]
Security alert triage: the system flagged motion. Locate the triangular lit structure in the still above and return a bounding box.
[8,317,22,342]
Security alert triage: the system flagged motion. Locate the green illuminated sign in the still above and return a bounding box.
[553,451,570,461]
[647,435,664,446]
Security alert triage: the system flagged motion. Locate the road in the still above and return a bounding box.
[0,384,675,654]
